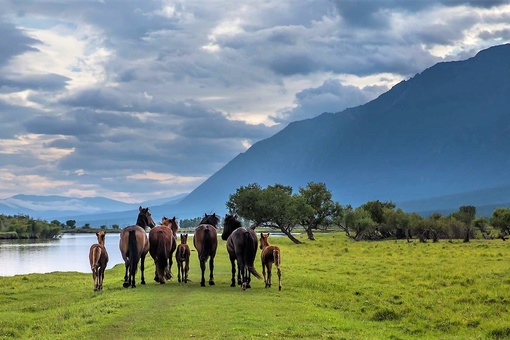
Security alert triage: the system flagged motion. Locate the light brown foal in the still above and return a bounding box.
[259,233,282,291]
[176,233,191,283]
[89,231,109,291]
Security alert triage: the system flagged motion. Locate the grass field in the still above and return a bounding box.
[1,232,510,339]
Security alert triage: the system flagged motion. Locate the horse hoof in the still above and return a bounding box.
[246,284,251,289]
[279,286,282,291]
[201,282,206,287]
[123,282,130,288]
[230,283,236,287]
[141,281,146,285]
[209,281,215,286]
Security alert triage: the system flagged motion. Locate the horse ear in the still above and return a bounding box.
[139,206,142,211]
[234,214,238,219]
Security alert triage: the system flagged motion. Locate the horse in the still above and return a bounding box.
[89,230,109,291]
[149,216,178,284]
[119,206,155,288]
[259,232,282,291]
[221,214,262,290]
[176,233,191,283]
[193,213,219,287]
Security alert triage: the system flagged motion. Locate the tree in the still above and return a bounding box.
[491,207,510,240]
[66,220,76,229]
[100,225,107,230]
[226,183,308,244]
[112,224,120,230]
[338,206,375,241]
[457,205,476,242]
[298,182,341,241]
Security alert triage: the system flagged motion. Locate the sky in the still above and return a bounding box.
[1,0,510,203]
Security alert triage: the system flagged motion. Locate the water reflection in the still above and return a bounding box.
[0,233,123,277]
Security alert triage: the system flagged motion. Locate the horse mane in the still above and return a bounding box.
[221,214,242,240]
[137,207,150,227]
[199,213,220,228]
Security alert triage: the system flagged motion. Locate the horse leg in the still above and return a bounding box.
[229,255,236,287]
[184,259,189,283]
[123,262,130,288]
[99,267,104,290]
[267,262,273,288]
[92,268,97,291]
[262,262,267,287]
[177,260,182,283]
[200,259,206,287]
[140,255,146,285]
[167,256,173,280]
[276,263,282,291]
[208,256,215,286]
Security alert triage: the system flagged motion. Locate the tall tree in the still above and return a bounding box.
[298,182,341,241]
[457,205,476,243]
[226,183,308,244]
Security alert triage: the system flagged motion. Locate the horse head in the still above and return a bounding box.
[138,206,156,229]
[221,214,241,240]
[180,233,188,244]
[259,232,270,249]
[96,230,106,245]
[199,213,220,228]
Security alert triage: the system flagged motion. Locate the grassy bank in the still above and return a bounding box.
[1,233,510,339]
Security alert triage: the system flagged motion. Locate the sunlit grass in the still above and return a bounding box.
[1,233,510,339]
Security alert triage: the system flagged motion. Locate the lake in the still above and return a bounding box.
[0,233,125,277]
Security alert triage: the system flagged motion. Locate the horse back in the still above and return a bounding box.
[120,225,149,255]
[262,245,280,264]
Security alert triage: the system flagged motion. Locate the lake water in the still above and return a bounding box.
[0,233,125,277]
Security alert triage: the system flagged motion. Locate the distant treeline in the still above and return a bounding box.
[0,214,61,239]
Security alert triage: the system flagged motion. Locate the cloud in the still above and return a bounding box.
[0,0,509,202]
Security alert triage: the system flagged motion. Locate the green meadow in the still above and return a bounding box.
[1,232,510,339]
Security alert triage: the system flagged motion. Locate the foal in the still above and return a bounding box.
[259,233,282,291]
[89,231,109,291]
[176,233,191,283]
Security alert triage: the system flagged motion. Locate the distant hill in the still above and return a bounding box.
[169,43,510,218]
[0,193,187,226]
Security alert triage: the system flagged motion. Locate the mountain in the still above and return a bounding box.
[170,43,510,218]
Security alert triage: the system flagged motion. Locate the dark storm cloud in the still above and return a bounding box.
[0,21,40,66]
[0,73,70,91]
[272,79,388,124]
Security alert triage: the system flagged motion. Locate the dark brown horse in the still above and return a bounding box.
[176,233,191,283]
[193,213,219,287]
[149,216,178,284]
[89,230,109,291]
[119,206,155,288]
[259,232,282,291]
[221,214,262,290]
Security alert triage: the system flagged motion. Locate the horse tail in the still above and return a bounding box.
[91,245,101,270]
[156,230,168,273]
[128,230,140,275]
[200,228,211,262]
[244,231,262,280]
[177,245,185,261]
[273,247,281,268]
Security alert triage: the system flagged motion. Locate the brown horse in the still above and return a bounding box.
[149,216,178,284]
[89,230,109,291]
[119,206,155,288]
[176,233,191,283]
[222,214,262,290]
[193,213,219,287]
[259,232,282,291]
